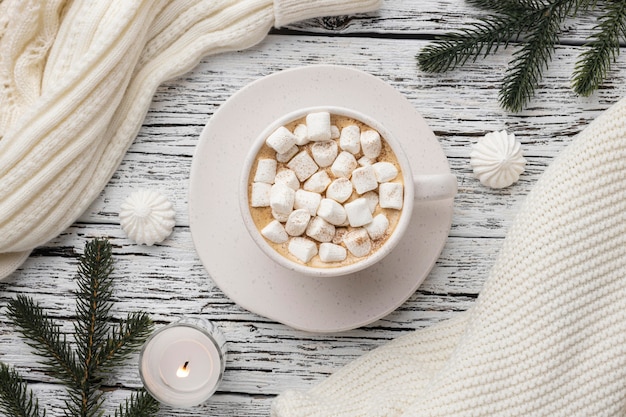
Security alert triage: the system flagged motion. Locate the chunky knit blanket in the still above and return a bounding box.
[272,97,626,415]
[0,0,381,279]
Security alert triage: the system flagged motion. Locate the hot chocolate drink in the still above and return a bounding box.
[246,111,405,269]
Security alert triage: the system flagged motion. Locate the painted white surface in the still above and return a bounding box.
[1,2,625,415]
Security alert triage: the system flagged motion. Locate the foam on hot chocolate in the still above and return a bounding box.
[247,112,404,269]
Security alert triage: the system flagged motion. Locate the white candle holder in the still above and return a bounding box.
[139,317,227,408]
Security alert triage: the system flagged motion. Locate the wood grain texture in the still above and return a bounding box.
[1,2,626,416]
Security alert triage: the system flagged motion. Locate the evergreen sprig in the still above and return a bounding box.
[113,391,160,417]
[0,363,45,417]
[417,0,626,112]
[0,238,159,417]
[573,0,626,96]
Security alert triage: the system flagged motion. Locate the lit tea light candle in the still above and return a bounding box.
[176,361,190,378]
[139,317,226,408]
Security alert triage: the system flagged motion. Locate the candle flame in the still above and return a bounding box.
[176,361,190,378]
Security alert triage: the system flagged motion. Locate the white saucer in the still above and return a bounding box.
[189,65,454,333]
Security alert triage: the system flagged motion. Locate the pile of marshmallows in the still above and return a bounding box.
[249,111,404,265]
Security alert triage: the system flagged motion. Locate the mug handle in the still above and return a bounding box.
[413,173,458,201]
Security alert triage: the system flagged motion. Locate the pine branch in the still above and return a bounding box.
[111,390,159,417]
[97,312,154,370]
[1,238,159,417]
[72,238,115,417]
[416,0,609,112]
[499,0,572,111]
[572,0,626,96]
[6,296,81,389]
[0,363,45,417]
[466,0,541,13]
[417,13,526,73]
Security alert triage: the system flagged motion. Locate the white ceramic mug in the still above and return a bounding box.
[239,106,457,277]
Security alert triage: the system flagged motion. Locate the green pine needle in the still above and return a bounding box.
[573,0,626,96]
[499,0,570,111]
[97,313,154,370]
[0,238,158,417]
[113,391,159,417]
[6,295,82,389]
[73,238,116,416]
[417,0,621,112]
[0,363,46,417]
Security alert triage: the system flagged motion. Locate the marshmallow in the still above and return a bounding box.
[306,216,335,243]
[351,165,379,194]
[358,156,374,167]
[344,197,373,227]
[331,125,340,139]
[306,111,332,142]
[294,189,322,216]
[364,213,389,240]
[361,130,382,158]
[326,178,353,203]
[303,171,331,193]
[272,209,290,222]
[311,140,338,167]
[343,228,372,258]
[261,220,289,243]
[270,183,295,214]
[318,242,347,262]
[254,159,277,183]
[274,169,300,190]
[362,191,379,213]
[287,151,319,182]
[317,198,347,226]
[267,126,297,154]
[276,144,299,163]
[288,237,318,263]
[339,124,360,154]
[250,182,271,207]
[379,182,403,209]
[285,209,311,236]
[331,151,357,178]
[373,161,398,182]
[293,123,309,146]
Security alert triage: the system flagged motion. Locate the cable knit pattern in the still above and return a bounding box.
[272,96,626,416]
[0,0,381,279]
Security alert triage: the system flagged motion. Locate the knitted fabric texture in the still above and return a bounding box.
[0,0,381,280]
[272,96,626,416]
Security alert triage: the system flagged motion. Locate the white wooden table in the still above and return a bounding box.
[1,2,624,415]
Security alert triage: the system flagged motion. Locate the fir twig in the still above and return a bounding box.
[112,391,159,417]
[72,238,115,417]
[0,238,158,417]
[499,0,572,111]
[97,313,154,370]
[6,296,81,389]
[416,0,622,112]
[572,0,626,96]
[0,363,45,417]
[417,13,525,73]
[466,0,542,11]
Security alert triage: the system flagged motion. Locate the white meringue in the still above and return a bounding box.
[119,190,175,246]
[470,130,526,189]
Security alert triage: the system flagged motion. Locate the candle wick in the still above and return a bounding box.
[182,361,189,370]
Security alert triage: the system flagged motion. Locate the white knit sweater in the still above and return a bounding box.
[0,0,381,279]
[272,97,626,416]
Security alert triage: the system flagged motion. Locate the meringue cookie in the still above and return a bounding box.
[119,190,175,245]
[470,130,526,189]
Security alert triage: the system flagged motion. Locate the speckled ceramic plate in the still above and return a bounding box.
[189,65,454,333]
